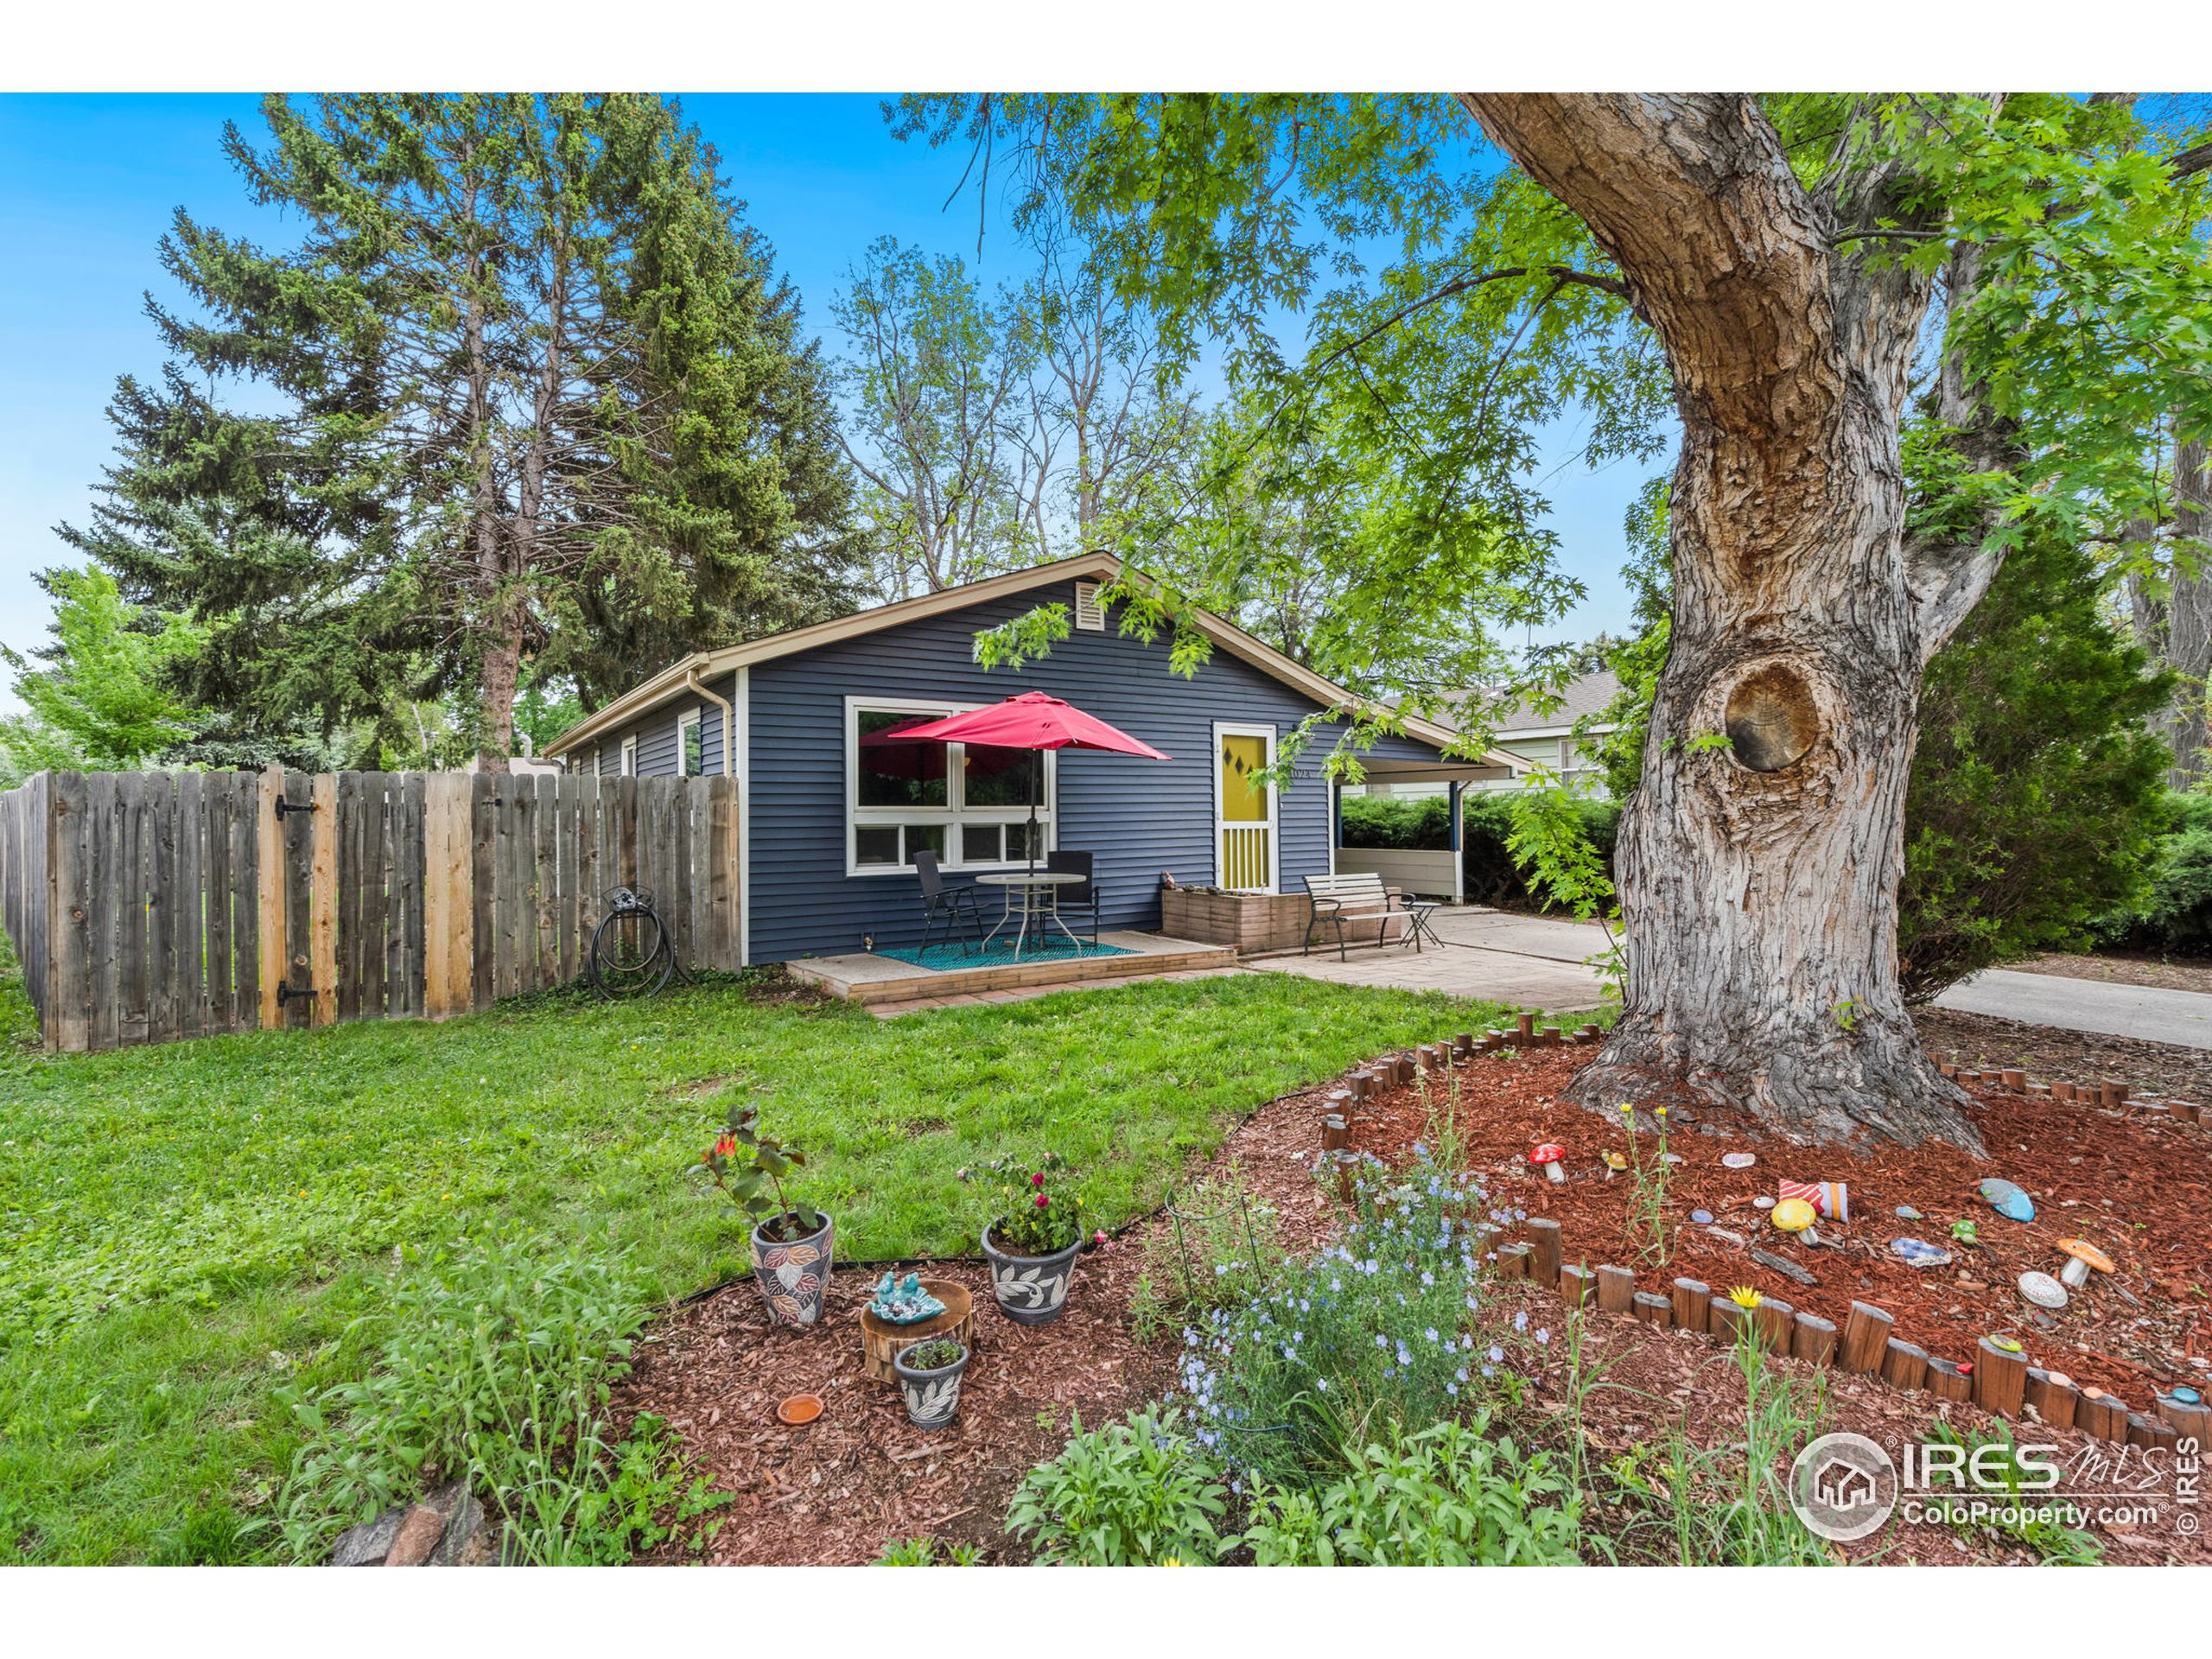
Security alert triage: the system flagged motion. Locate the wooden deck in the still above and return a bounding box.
[786,930,1237,1006]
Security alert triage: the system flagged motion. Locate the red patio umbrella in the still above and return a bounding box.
[893,691,1172,875]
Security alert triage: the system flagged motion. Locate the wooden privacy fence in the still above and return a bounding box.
[0,768,741,1053]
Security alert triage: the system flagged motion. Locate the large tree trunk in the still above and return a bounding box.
[2138,435,2212,786]
[1465,94,1986,1150]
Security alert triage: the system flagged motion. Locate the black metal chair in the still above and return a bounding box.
[913,849,984,959]
[1046,849,1103,947]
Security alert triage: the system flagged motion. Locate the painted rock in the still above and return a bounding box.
[1978,1178,2035,1222]
[2018,1270,2070,1310]
[1690,1209,1714,1225]
[1891,1236,1955,1268]
[1753,1196,1776,1210]
[2171,1385,2204,1406]
[1895,1205,1923,1221]
[1722,1152,1758,1170]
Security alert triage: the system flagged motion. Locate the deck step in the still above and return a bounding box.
[786,933,1237,1004]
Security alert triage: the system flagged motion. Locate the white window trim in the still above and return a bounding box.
[844,694,1058,877]
[620,734,638,777]
[677,709,703,778]
[1212,720,1281,894]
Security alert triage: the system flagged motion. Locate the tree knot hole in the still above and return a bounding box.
[1723,664,1820,772]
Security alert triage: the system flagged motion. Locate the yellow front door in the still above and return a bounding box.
[1217,727,1275,892]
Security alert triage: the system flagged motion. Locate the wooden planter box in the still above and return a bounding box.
[1160,886,1312,954]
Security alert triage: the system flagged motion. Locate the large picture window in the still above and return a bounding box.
[848,699,1052,874]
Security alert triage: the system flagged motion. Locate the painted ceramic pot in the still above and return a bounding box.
[981,1224,1080,1325]
[752,1212,833,1325]
[893,1339,971,1430]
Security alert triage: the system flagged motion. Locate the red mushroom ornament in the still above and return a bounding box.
[1530,1143,1567,1185]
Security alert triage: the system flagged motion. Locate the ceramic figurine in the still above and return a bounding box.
[868,1271,947,1325]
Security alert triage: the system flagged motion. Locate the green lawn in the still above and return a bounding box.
[0,963,1503,1563]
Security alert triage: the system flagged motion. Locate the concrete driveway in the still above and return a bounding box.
[1249,908,2212,1047]
[1249,906,1611,1014]
[1932,968,2212,1049]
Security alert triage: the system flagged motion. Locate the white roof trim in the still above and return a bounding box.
[547,551,1516,770]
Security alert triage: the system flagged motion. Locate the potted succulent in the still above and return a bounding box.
[702,1103,831,1325]
[893,1335,971,1429]
[970,1153,1084,1325]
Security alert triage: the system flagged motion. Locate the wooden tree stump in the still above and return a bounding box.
[2157,1395,2210,1441]
[1926,1357,1970,1402]
[1671,1277,1711,1334]
[1516,1013,1536,1043]
[1632,1291,1671,1325]
[1707,1299,1747,1344]
[1495,1242,1531,1280]
[1557,1262,1593,1308]
[1525,1218,1564,1287]
[1596,1264,1637,1315]
[1840,1301,1894,1373]
[1754,1298,1794,1352]
[1882,1339,1929,1393]
[1971,1338,2028,1417]
[2078,1391,2130,1441]
[2127,1413,2177,1451]
[2024,1369,2079,1431]
[860,1281,976,1385]
[1320,1114,1349,1152]
[1792,1313,1837,1365]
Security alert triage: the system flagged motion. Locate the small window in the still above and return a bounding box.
[620,735,638,777]
[962,823,1003,863]
[679,709,704,777]
[1073,580,1105,631]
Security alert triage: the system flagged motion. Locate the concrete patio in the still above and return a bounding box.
[1247,906,1611,1011]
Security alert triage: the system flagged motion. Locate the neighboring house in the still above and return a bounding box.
[544,553,1515,962]
[1363,668,1624,799]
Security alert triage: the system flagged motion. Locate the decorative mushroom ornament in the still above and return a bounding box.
[1530,1143,1567,1184]
[2054,1238,2115,1290]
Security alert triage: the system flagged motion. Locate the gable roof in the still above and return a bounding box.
[546,552,1517,770]
[1494,669,1624,735]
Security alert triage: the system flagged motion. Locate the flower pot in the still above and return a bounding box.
[893,1339,970,1429]
[981,1224,1080,1325]
[751,1211,833,1325]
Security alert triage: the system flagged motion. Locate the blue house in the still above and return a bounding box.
[544,553,1510,965]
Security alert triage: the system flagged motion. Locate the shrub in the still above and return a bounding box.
[272,1233,721,1564]
[1173,1144,1509,1487]
[1460,791,1620,909]
[1005,1407,1230,1565]
[2093,791,2212,954]
[1339,792,1451,849]
[1236,1416,1581,1565]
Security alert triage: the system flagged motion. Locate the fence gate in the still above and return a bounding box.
[0,767,741,1053]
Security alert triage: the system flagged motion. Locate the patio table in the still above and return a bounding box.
[973,870,1089,960]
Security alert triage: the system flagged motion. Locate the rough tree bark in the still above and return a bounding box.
[1464,94,1987,1149]
[2133,435,2212,786]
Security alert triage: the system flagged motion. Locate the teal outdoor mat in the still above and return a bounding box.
[878,939,1133,971]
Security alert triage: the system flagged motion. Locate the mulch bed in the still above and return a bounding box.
[611,1074,1344,1566]
[1350,1046,2212,1407]
[2015,951,2212,997]
[1917,1005,2212,1103]
[615,1021,2209,1567]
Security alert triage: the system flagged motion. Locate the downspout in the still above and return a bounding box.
[685,665,734,777]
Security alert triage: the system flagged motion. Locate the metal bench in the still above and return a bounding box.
[1301,871,1440,960]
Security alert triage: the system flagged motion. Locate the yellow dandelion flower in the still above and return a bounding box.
[1727,1286,1763,1310]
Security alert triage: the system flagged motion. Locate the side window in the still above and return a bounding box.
[620,735,638,777]
[679,709,703,778]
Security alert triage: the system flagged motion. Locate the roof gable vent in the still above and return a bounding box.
[1073,580,1106,632]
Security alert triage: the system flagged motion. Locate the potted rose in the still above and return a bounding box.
[971,1153,1084,1326]
[702,1104,831,1325]
[892,1336,971,1430]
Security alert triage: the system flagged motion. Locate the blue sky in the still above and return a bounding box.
[0,93,1655,706]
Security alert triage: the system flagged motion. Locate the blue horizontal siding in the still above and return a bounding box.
[742,581,1446,963]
